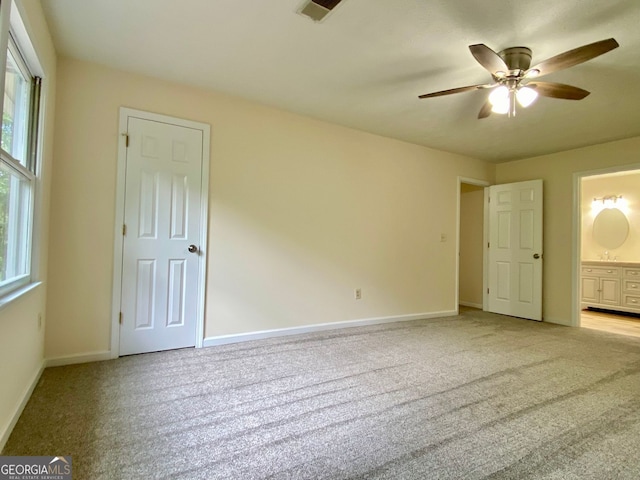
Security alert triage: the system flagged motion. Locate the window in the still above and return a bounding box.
[0,32,40,297]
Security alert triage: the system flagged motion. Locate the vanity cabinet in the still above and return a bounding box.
[581,262,640,314]
[622,267,640,310]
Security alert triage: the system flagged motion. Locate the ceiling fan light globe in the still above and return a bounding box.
[517,87,539,107]
[491,102,509,114]
[488,85,509,106]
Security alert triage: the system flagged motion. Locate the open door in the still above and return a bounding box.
[487,180,543,321]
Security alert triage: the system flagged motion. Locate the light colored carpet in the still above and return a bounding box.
[4,308,640,479]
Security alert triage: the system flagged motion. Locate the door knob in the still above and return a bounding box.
[533,253,540,259]
[188,244,198,253]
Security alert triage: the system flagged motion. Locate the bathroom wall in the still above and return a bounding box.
[582,170,640,262]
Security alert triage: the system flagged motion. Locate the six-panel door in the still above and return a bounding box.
[487,180,543,321]
[119,117,204,356]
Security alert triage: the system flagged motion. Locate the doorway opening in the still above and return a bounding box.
[576,167,640,338]
[457,177,544,321]
[457,178,489,312]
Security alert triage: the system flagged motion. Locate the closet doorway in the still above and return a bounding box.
[457,179,488,311]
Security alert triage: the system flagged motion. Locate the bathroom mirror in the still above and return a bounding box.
[592,208,629,249]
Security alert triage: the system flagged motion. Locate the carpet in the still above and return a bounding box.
[4,308,640,479]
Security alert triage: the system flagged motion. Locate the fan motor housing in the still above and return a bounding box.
[498,47,533,71]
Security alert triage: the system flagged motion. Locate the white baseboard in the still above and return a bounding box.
[45,350,112,367]
[459,301,483,309]
[203,310,457,347]
[0,360,45,452]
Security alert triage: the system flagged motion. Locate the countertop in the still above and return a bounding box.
[581,260,640,268]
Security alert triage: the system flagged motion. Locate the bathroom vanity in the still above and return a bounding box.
[581,261,640,314]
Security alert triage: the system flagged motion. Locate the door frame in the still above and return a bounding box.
[110,107,211,358]
[455,176,491,313]
[572,162,640,328]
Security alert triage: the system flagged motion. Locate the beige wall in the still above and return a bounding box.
[459,186,484,307]
[581,171,640,262]
[45,57,495,358]
[0,0,56,449]
[496,136,640,325]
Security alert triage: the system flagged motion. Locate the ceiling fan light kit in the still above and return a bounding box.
[488,85,539,116]
[419,38,619,119]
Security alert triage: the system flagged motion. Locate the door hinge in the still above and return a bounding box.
[119,312,123,324]
[487,288,490,294]
[122,133,129,147]
[487,242,490,248]
[122,224,126,236]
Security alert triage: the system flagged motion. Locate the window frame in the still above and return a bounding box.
[0,0,42,300]
[3,33,33,166]
[0,161,34,296]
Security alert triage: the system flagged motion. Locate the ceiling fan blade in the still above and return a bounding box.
[528,81,590,100]
[418,84,493,99]
[478,101,492,119]
[527,38,619,78]
[469,44,509,76]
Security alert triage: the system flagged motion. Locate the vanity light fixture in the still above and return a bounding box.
[591,194,629,215]
[592,195,622,209]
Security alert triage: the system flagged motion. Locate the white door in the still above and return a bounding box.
[487,180,543,320]
[119,114,206,355]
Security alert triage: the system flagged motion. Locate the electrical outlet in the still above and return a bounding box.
[355,288,362,300]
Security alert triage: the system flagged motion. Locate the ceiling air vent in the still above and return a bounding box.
[298,0,345,22]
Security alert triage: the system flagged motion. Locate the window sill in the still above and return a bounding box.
[0,282,42,312]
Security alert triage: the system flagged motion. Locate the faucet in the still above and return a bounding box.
[603,251,610,261]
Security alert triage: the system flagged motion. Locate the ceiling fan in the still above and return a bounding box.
[418,38,619,119]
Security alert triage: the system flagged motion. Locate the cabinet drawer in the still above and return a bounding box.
[622,295,640,309]
[624,280,640,293]
[623,268,640,279]
[581,266,620,277]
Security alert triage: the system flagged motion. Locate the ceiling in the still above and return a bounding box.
[40,0,640,163]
